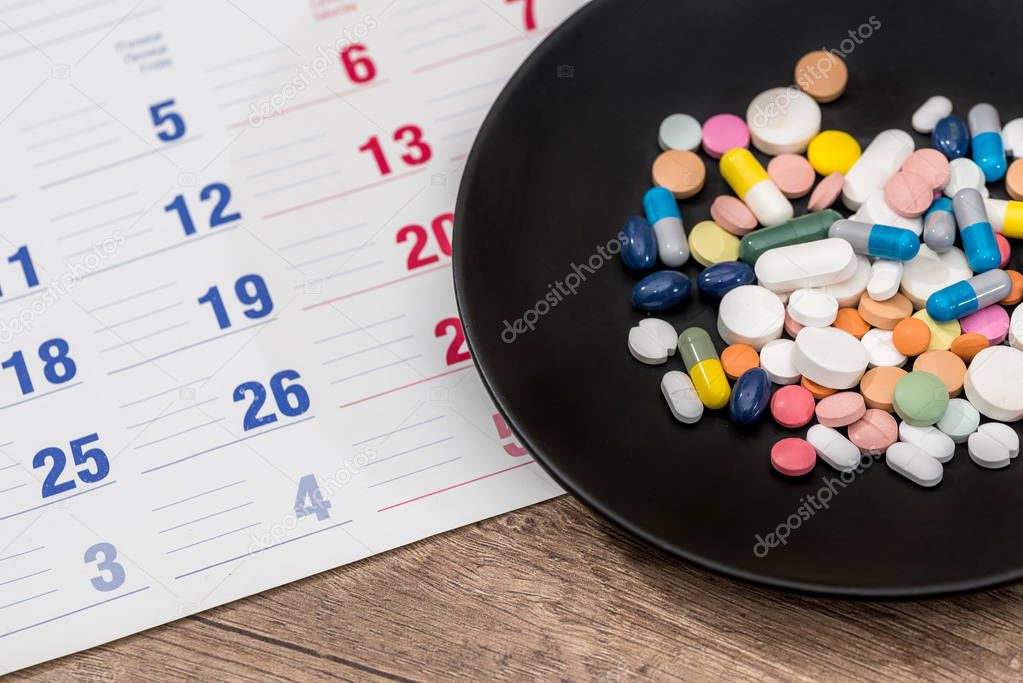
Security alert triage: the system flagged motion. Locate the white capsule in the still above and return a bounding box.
[842,130,915,211]
[807,424,861,472]
[661,371,704,424]
[867,259,903,301]
[886,441,943,487]
[912,95,953,134]
[899,422,956,463]
[754,238,858,292]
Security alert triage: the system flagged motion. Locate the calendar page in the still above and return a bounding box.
[0,0,585,672]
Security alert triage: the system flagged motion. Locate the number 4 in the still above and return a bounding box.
[294,474,331,521]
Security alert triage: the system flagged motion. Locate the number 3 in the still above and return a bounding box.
[84,542,126,592]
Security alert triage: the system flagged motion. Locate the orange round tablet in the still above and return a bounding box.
[912,350,966,397]
[767,154,816,199]
[801,375,837,399]
[652,150,706,199]
[891,317,931,356]
[859,366,907,412]
[1008,158,1023,201]
[794,51,847,103]
[949,333,989,363]
[721,343,760,380]
[858,292,913,330]
[833,308,870,339]
[1002,270,1023,305]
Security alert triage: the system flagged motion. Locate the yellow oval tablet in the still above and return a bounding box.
[912,309,961,351]
[688,220,740,267]
[807,130,862,176]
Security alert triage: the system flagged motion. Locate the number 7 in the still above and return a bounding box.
[506,0,536,30]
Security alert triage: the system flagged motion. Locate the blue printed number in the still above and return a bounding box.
[32,434,110,499]
[233,369,310,431]
[164,183,241,236]
[84,542,125,592]
[149,99,186,142]
[198,274,274,330]
[1,338,77,395]
[294,474,331,521]
[0,246,39,298]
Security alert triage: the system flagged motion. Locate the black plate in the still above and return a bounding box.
[453,0,1023,597]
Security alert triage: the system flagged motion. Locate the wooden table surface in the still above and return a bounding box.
[12,495,1023,681]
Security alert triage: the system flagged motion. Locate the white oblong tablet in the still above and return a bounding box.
[746,87,821,155]
[855,192,923,235]
[1009,304,1023,351]
[886,442,943,487]
[1004,118,1023,158]
[759,338,800,385]
[792,326,869,389]
[809,255,870,308]
[944,158,987,198]
[787,289,838,327]
[899,422,956,463]
[717,285,785,351]
[912,95,953,134]
[638,318,678,356]
[861,328,907,368]
[661,371,704,424]
[754,238,857,292]
[936,398,980,444]
[842,129,915,211]
[658,113,702,152]
[628,326,667,365]
[807,424,861,472]
[964,346,1023,422]
[968,430,1011,469]
[900,245,972,308]
[978,422,1019,459]
[867,259,903,301]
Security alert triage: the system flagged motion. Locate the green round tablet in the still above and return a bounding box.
[893,371,950,427]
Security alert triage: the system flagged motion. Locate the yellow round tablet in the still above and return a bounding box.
[911,309,961,351]
[807,130,862,176]
[688,220,739,266]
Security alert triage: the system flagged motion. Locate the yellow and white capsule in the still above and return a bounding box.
[984,197,1023,239]
[720,148,794,227]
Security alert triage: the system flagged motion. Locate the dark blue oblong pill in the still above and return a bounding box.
[619,215,658,273]
[729,367,771,426]
[696,261,756,300]
[932,115,971,160]
[631,270,691,311]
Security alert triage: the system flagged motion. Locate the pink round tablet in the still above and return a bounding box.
[847,409,898,456]
[996,232,1011,268]
[768,154,816,199]
[807,172,844,212]
[770,385,815,428]
[900,148,950,191]
[884,170,933,218]
[960,305,1010,345]
[784,310,804,337]
[771,438,816,477]
[710,195,758,235]
[702,113,750,159]
[815,391,866,428]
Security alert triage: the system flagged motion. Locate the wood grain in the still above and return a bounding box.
[11,496,1023,681]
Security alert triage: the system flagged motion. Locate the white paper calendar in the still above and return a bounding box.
[0,0,585,672]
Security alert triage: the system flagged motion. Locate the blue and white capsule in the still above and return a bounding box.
[923,197,956,254]
[969,103,1007,182]
[828,219,920,261]
[953,188,1000,273]
[643,187,689,267]
[926,269,1012,322]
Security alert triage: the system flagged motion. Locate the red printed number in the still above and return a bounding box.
[358,125,432,176]
[434,317,470,366]
[396,212,453,270]
[340,44,376,83]
[492,413,528,457]
[506,0,537,30]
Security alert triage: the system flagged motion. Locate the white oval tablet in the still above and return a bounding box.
[809,255,871,307]
[792,326,869,389]
[886,441,943,487]
[900,245,972,308]
[638,318,678,356]
[912,95,953,134]
[717,285,785,351]
[968,430,1011,469]
[977,422,1019,459]
[861,328,907,368]
[964,346,1023,422]
[944,158,987,198]
[746,87,821,155]
[842,129,915,211]
[867,259,903,301]
[658,113,702,152]
[661,371,704,424]
[1003,118,1023,158]
[854,191,923,235]
[754,238,857,292]
[936,398,980,444]
[807,424,861,472]
[759,338,800,385]
[787,289,838,327]
[899,422,956,463]
[628,326,667,365]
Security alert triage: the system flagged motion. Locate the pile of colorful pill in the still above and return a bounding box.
[624,51,1023,487]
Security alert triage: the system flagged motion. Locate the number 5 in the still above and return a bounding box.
[149,99,186,142]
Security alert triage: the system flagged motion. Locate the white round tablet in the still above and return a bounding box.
[861,328,907,368]
[854,191,923,235]
[977,422,1019,459]
[899,423,956,463]
[900,245,972,308]
[886,442,943,487]
[759,338,800,385]
[658,113,702,152]
[1009,304,1023,351]
[810,256,870,308]
[717,285,785,351]
[912,95,953,134]
[746,87,821,155]
[964,346,1023,422]
[935,398,980,444]
[628,325,667,365]
[638,318,678,356]
[786,289,838,327]
[867,259,903,301]
[792,326,869,389]
[968,430,1012,469]
[1004,118,1023,158]
[944,158,987,198]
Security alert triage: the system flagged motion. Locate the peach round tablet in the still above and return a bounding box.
[1008,158,1023,201]
[770,385,816,428]
[884,171,933,218]
[815,391,866,428]
[710,195,758,235]
[996,233,1011,268]
[960,305,1010,345]
[807,172,845,212]
[900,148,950,190]
[912,350,967,397]
[652,150,706,199]
[721,343,760,380]
[833,308,870,339]
[847,408,898,456]
[794,51,848,103]
[857,291,913,330]
[771,438,817,476]
[701,113,750,159]
[768,154,816,198]
[1003,271,1023,305]
[892,317,931,356]
[801,376,837,399]
[949,333,988,363]
[859,366,907,412]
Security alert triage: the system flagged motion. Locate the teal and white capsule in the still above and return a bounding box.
[923,197,956,254]
[828,219,920,261]
[969,103,1007,182]
[643,187,689,267]
[926,269,1012,322]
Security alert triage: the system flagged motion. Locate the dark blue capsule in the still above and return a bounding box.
[631,270,691,311]
[932,115,971,160]
[619,215,658,273]
[729,367,772,426]
[696,261,756,300]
